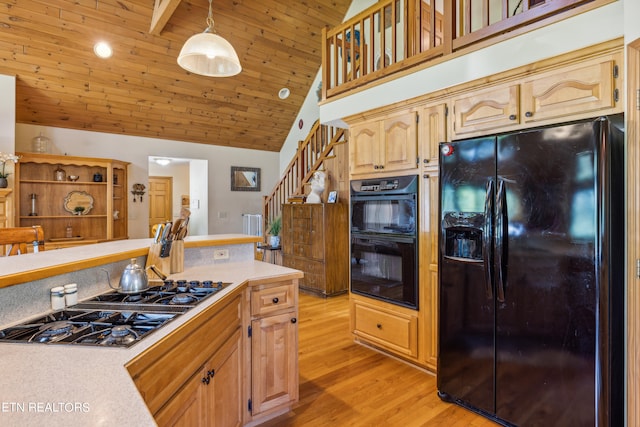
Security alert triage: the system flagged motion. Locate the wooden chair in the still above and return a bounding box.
[0,226,45,256]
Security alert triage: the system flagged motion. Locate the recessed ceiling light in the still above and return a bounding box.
[93,41,113,59]
[155,158,171,166]
[278,88,290,99]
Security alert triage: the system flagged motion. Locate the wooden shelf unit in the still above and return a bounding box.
[14,152,129,245]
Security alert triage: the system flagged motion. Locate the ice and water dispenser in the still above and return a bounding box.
[442,212,484,261]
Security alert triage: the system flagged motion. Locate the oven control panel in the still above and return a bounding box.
[359,179,399,192]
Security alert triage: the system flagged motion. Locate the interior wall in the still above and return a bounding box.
[14,124,279,238]
[0,75,15,155]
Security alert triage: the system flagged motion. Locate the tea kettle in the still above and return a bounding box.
[103,258,165,294]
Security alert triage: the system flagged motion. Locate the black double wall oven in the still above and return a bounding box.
[350,175,418,309]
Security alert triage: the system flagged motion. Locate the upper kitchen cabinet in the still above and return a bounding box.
[419,103,448,167]
[451,49,622,139]
[349,111,418,177]
[14,152,129,247]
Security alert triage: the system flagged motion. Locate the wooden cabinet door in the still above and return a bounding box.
[349,120,381,175]
[419,103,447,166]
[155,368,205,426]
[451,84,519,137]
[251,312,298,415]
[382,111,418,172]
[154,329,242,427]
[521,55,620,124]
[420,169,439,371]
[208,329,242,427]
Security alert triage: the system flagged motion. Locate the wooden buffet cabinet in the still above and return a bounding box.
[345,40,623,373]
[14,152,128,248]
[126,277,299,427]
[281,203,349,297]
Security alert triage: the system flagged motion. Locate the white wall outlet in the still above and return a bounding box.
[213,249,229,260]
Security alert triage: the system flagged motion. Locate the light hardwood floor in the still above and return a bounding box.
[259,293,498,427]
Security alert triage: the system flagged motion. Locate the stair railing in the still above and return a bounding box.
[263,120,346,236]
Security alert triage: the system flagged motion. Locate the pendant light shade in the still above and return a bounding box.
[177,0,241,77]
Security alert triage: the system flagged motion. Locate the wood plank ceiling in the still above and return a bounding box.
[0,0,352,152]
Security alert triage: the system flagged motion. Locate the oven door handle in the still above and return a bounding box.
[351,233,416,244]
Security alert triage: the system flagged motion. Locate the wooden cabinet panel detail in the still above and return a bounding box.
[521,58,617,123]
[452,85,520,136]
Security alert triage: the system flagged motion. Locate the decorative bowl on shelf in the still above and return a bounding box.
[68,175,79,182]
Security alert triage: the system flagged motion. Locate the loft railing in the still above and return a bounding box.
[321,0,603,100]
[263,121,346,234]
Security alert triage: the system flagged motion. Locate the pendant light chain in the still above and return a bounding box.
[206,0,215,33]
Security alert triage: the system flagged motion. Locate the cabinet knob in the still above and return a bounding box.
[374,165,379,170]
[376,323,382,329]
[508,114,517,121]
[423,174,429,179]
[272,297,279,304]
[525,111,533,118]
[379,165,384,169]
[201,376,210,385]
[291,318,297,324]
[207,370,215,378]
[424,158,429,163]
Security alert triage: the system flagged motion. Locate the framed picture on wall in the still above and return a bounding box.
[231,166,261,191]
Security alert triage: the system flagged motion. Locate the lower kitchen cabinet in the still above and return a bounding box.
[127,276,301,427]
[351,295,418,359]
[126,288,244,426]
[155,329,242,427]
[246,279,299,423]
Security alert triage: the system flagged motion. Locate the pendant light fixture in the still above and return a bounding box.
[177,0,241,77]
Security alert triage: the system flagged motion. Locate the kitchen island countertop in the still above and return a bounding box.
[0,238,302,427]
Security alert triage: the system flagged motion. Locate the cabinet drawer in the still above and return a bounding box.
[292,205,312,219]
[353,301,418,357]
[292,243,311,258]
[251,282,296,316]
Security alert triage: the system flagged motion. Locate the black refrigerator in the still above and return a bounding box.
[437,115,624,426]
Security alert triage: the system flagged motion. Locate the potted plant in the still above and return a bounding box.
[0,152,20,188]
[267,215,282,247]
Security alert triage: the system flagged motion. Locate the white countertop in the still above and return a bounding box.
[0,260,301,427]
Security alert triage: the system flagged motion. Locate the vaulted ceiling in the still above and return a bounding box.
[0,0,352,152]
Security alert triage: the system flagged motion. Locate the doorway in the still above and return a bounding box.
[148,156,208,237]
[148,176,173,237]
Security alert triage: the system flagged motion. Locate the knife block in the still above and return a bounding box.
[170,240,184,273]
[146,243,170,281]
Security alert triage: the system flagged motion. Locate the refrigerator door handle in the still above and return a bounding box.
[483,179,494,299]
[495,179,507,303]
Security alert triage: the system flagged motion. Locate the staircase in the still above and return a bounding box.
[263,120,347,234]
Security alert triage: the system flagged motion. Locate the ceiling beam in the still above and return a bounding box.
[150,0,182,35]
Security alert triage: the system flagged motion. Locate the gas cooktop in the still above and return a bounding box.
[0,279,231,348]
